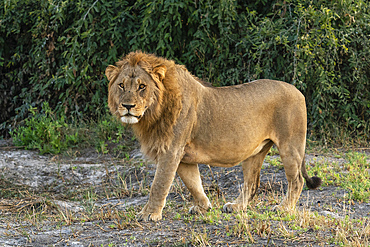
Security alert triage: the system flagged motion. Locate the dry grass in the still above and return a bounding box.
[0,150,369,246]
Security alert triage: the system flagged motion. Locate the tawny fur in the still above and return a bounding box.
[106,51,322,222]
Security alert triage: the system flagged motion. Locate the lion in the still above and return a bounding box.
[105,51,322,221]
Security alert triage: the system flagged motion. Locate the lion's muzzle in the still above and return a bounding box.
[118,103,145,124]
[120,114,141,124]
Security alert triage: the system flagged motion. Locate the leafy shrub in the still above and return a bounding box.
[1,0,369,144]
[10,102,131,154]
[10,103,79,154]
[1,0,134,133]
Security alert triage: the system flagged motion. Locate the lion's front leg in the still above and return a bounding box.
[137,156,180,222]
[177,162,212,214]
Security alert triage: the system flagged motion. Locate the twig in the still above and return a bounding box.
[0,146,25,150]
[83,0,99,20]
[95,223,111,232]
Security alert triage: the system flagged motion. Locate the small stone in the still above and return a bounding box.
[319,210,343,219]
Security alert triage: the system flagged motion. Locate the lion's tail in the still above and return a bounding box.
[301,156,322,189]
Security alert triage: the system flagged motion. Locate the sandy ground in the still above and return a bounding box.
[0,145,369,246]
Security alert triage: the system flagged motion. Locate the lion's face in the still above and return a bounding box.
[106,64,162,124]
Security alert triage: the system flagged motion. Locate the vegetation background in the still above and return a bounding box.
[1,0,369,151]
[0,2,369,245]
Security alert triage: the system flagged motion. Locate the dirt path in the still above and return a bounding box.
[0,147,369,246]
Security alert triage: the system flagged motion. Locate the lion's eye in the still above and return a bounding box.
[139,84,146,90]
[118,83,124,89]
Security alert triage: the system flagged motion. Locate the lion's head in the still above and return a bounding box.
[105,51,182,159]
[106,53,167,124]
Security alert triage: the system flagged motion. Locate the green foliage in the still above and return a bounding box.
[1,0,134,130]
[10,103,79,154]
[10,102,130,154]
[1,0,369,143]
[309,151,370,202]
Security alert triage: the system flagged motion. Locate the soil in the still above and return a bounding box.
[0,139,369,246]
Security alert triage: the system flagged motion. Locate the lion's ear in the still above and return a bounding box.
[105,65,119,82]
[153,65,167,82]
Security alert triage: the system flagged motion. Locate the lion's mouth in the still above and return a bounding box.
[120,113,142,124]
[124,113,142,119]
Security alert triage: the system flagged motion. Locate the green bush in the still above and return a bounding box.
[10,102,79,154]
[1,0,369,144]
[10,102,131,154]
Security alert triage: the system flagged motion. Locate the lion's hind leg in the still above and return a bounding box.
[274,144,305,211]
[177,162,212,214]
[223,141,274,213]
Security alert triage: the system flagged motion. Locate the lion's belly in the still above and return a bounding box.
[181,140,269,167]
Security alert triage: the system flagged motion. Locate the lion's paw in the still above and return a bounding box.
[222,202,247,213]
[136,210,162,222]
[222,202,236,213]
[271,204,282,212]
[189,203,212,215]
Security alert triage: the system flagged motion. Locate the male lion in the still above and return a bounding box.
[106,51,322,221]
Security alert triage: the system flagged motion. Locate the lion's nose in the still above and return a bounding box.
[122,104,136,111]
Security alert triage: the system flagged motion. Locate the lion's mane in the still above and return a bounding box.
[110,52,183,160]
